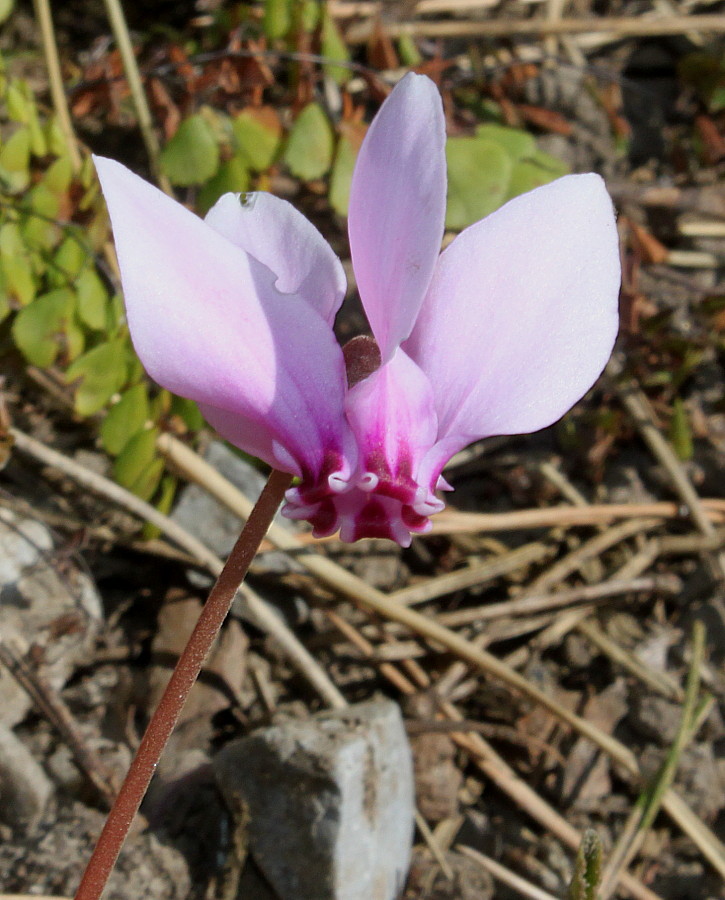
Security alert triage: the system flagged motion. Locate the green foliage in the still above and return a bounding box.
[12,288,76,367]
[232,108,281,172]
[263,0,291,41]
[113,426,164,501]
[446,123,570,229]
[669,398,694,461]
[160,113,220,186]
[329,122,366,216]
[284,102,335,180]
[198,157,250,214]
[0,49,182,512]
[320,7,351,84]
[446,138,511,230]
[65,340,129,416]
[0,0,15,25]
[101,383,151,456]
[0,126,31,192]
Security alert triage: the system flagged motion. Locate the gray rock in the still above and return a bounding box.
[0,508,103,727]
[0,724,53,832]
[171,440,295,576]
[214,699,414,900]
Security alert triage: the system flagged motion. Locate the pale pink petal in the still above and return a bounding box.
[205,191,347,325]
[405,174,620,449]
[348,73,446,361]
[94,156,348,478]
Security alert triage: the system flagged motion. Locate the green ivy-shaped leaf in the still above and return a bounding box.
[170,394,205,431]
[445,138,511,230]
[0,126,31,193]
[6,80,46,156]
[0,0,15,25]
[284,103,334,181]
[12,287,74,366]
[507,150,569,200]
[101,382,150,455]
[51,234,88,286]
[20,183,62,251]
[232,108,281,172]
[76,267,109,331]
[65,339,128,416]
[160,114,220,186]
[113,426,163,501]
[42,155,74,195]
[475,123,536,161]
[0,221,37,304]
[197,155,250,214]
[329,122,366,217]
[263,0,291,40]
[320,7,351,84]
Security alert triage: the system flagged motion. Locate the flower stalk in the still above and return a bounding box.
[73,468,292,900]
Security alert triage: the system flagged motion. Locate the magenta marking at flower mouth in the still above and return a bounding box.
[94,72,621,546]
[283,435,445,547]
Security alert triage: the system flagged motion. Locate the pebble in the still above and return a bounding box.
[171,440,296,578]
[0,724,53,832]
[0,508,103,728]
[214,699,415,900]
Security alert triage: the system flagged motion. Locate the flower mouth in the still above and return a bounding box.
[282,452,444,547]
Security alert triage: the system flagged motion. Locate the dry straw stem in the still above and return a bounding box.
[32,0,82,170]
[429,499,725,534]
[157,435,725,880]
[458,845,560,900]
[343,13,725,43]
[389,541,553,606]
[9,428,346,710]
[577,619,684,701]
[616,379,725,581]
[435,574,682,627]
[598,622,708,898]
[101,0,172,194]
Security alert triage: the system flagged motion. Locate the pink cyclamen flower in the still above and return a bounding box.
[94,73,620,547]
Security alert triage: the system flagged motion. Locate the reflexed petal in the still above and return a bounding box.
[348,73,446,361]
[205,191,347,325]
[405,174,620,448]
[345,348,438,487]
[94,155,348,477]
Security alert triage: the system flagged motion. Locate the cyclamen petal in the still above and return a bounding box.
[405,174,620,452]
[94,156,350,482]
[97,74,620,548]
[348,73,447,361]
[205,191,347,326]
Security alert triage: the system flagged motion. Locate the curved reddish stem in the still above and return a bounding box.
[74,469,293,900]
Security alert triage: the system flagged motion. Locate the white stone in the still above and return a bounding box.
[0,724,53,832]
[0,509,103,727]
[214,699,414,900]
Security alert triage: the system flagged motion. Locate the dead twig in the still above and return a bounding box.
[343,13,725,43]
[0,640,117,808]
[435,574,682,627]
[615,380,725,579]
[458,845,560,900]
